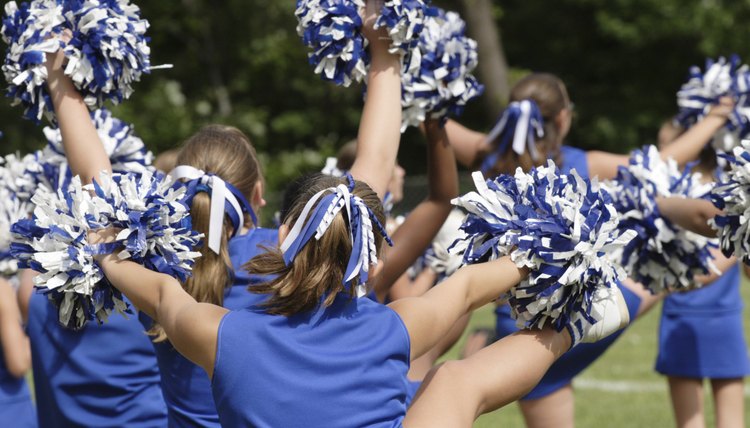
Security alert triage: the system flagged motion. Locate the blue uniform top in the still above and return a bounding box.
[662,264,742,315]
[139,227,278,428]
[559,145,590,179]
[212,294,411,427]
[0,343,36,428]
[27,293,167,428]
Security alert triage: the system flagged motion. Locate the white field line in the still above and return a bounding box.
[573,378,750,396]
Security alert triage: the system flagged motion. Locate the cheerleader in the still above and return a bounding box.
[43,46,273,428]
[655,121,749,428]
[20,47,169,428]
[84,12,629,427]
[0,276,35,428]
[443,72,732,428]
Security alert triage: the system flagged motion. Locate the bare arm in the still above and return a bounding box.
[389,257,527,360]
[97,255,226,377]
[385,269,438,302]
[656,197,720,237]
[0,278,31,378]
[660,100,731,166]
[16,269,35,324]
[692,249,736,287]
[588,104,730,180]
[375,121,458,298]
[443,119,487,168]
[45,48,111,183]
[350,2,402,199]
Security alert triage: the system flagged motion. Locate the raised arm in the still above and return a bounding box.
[0,278,31,378]
[96,254,226,377]
[45,47,111,183]
[374,120,458,300]
[389,257,527,360]
[442,119,487,168]
[350,2,402,199]
[588,102,731,180]
[656,197,721,237]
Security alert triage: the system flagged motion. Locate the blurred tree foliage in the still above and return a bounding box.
[1,0,750,198]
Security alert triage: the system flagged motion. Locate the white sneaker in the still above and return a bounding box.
[566,285,630,347]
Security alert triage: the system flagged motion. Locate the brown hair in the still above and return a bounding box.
[478,73,571,176]
[245,174,386,316]
[336,140,357,171]
[150,125,262,342]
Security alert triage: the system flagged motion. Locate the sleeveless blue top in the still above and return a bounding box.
[0,344,36,427]
[212,294,411,427]
[27,292,167,428]
[663,264,742,315]
[559,145,590,179]
[139,227,278,428]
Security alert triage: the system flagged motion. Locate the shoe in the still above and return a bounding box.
[566,285,630,348]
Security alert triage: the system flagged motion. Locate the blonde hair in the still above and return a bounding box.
[478,73,571,176]
[150,125,262,341]
[245,174,385,316]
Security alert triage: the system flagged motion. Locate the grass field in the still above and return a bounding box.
[439,280,750,427]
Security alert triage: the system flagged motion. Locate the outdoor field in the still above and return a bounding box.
[437,279,750,427]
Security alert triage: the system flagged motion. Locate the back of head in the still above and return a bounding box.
[479,73,571,176]
[336,140,358,171]
[151,125,262,341]
[246,173,386,316]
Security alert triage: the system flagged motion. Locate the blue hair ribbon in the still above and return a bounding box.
[481,100,545,174]
[280,173,392,296]
[170,165,257,254]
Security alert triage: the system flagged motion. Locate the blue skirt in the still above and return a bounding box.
[495,283,642,400]
[0,396,36,428]
[656,310,750,378]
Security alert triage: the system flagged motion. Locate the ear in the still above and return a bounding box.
[252,180,266,209]
[278,224,290,245]
[555,108,572,139]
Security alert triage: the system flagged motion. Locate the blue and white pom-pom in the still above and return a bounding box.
[10,171,202,329]
[605,145,718,292]
[321,156,345,177]
[424,208,465,283]
[9,179,126,330]
[451,162,636,331]
[676,55,750,152]
[374,0,429,56]
[42,108,153,174]
[2,0,156,122]
[0,186,30,277]
[295,0,368,87]
[295,0,430,86]
[710,140,750,263]
[400,7,484,130]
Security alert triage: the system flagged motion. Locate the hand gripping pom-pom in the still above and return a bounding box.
[450,162,636,332]
[295,0,368,87]
[399,7,484,131]
[676,55,750,152]
[9,180,125,330]
[2,0,157,123]
[710,140,750,263]
[605,145,718,292]
[10,171,202,329]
